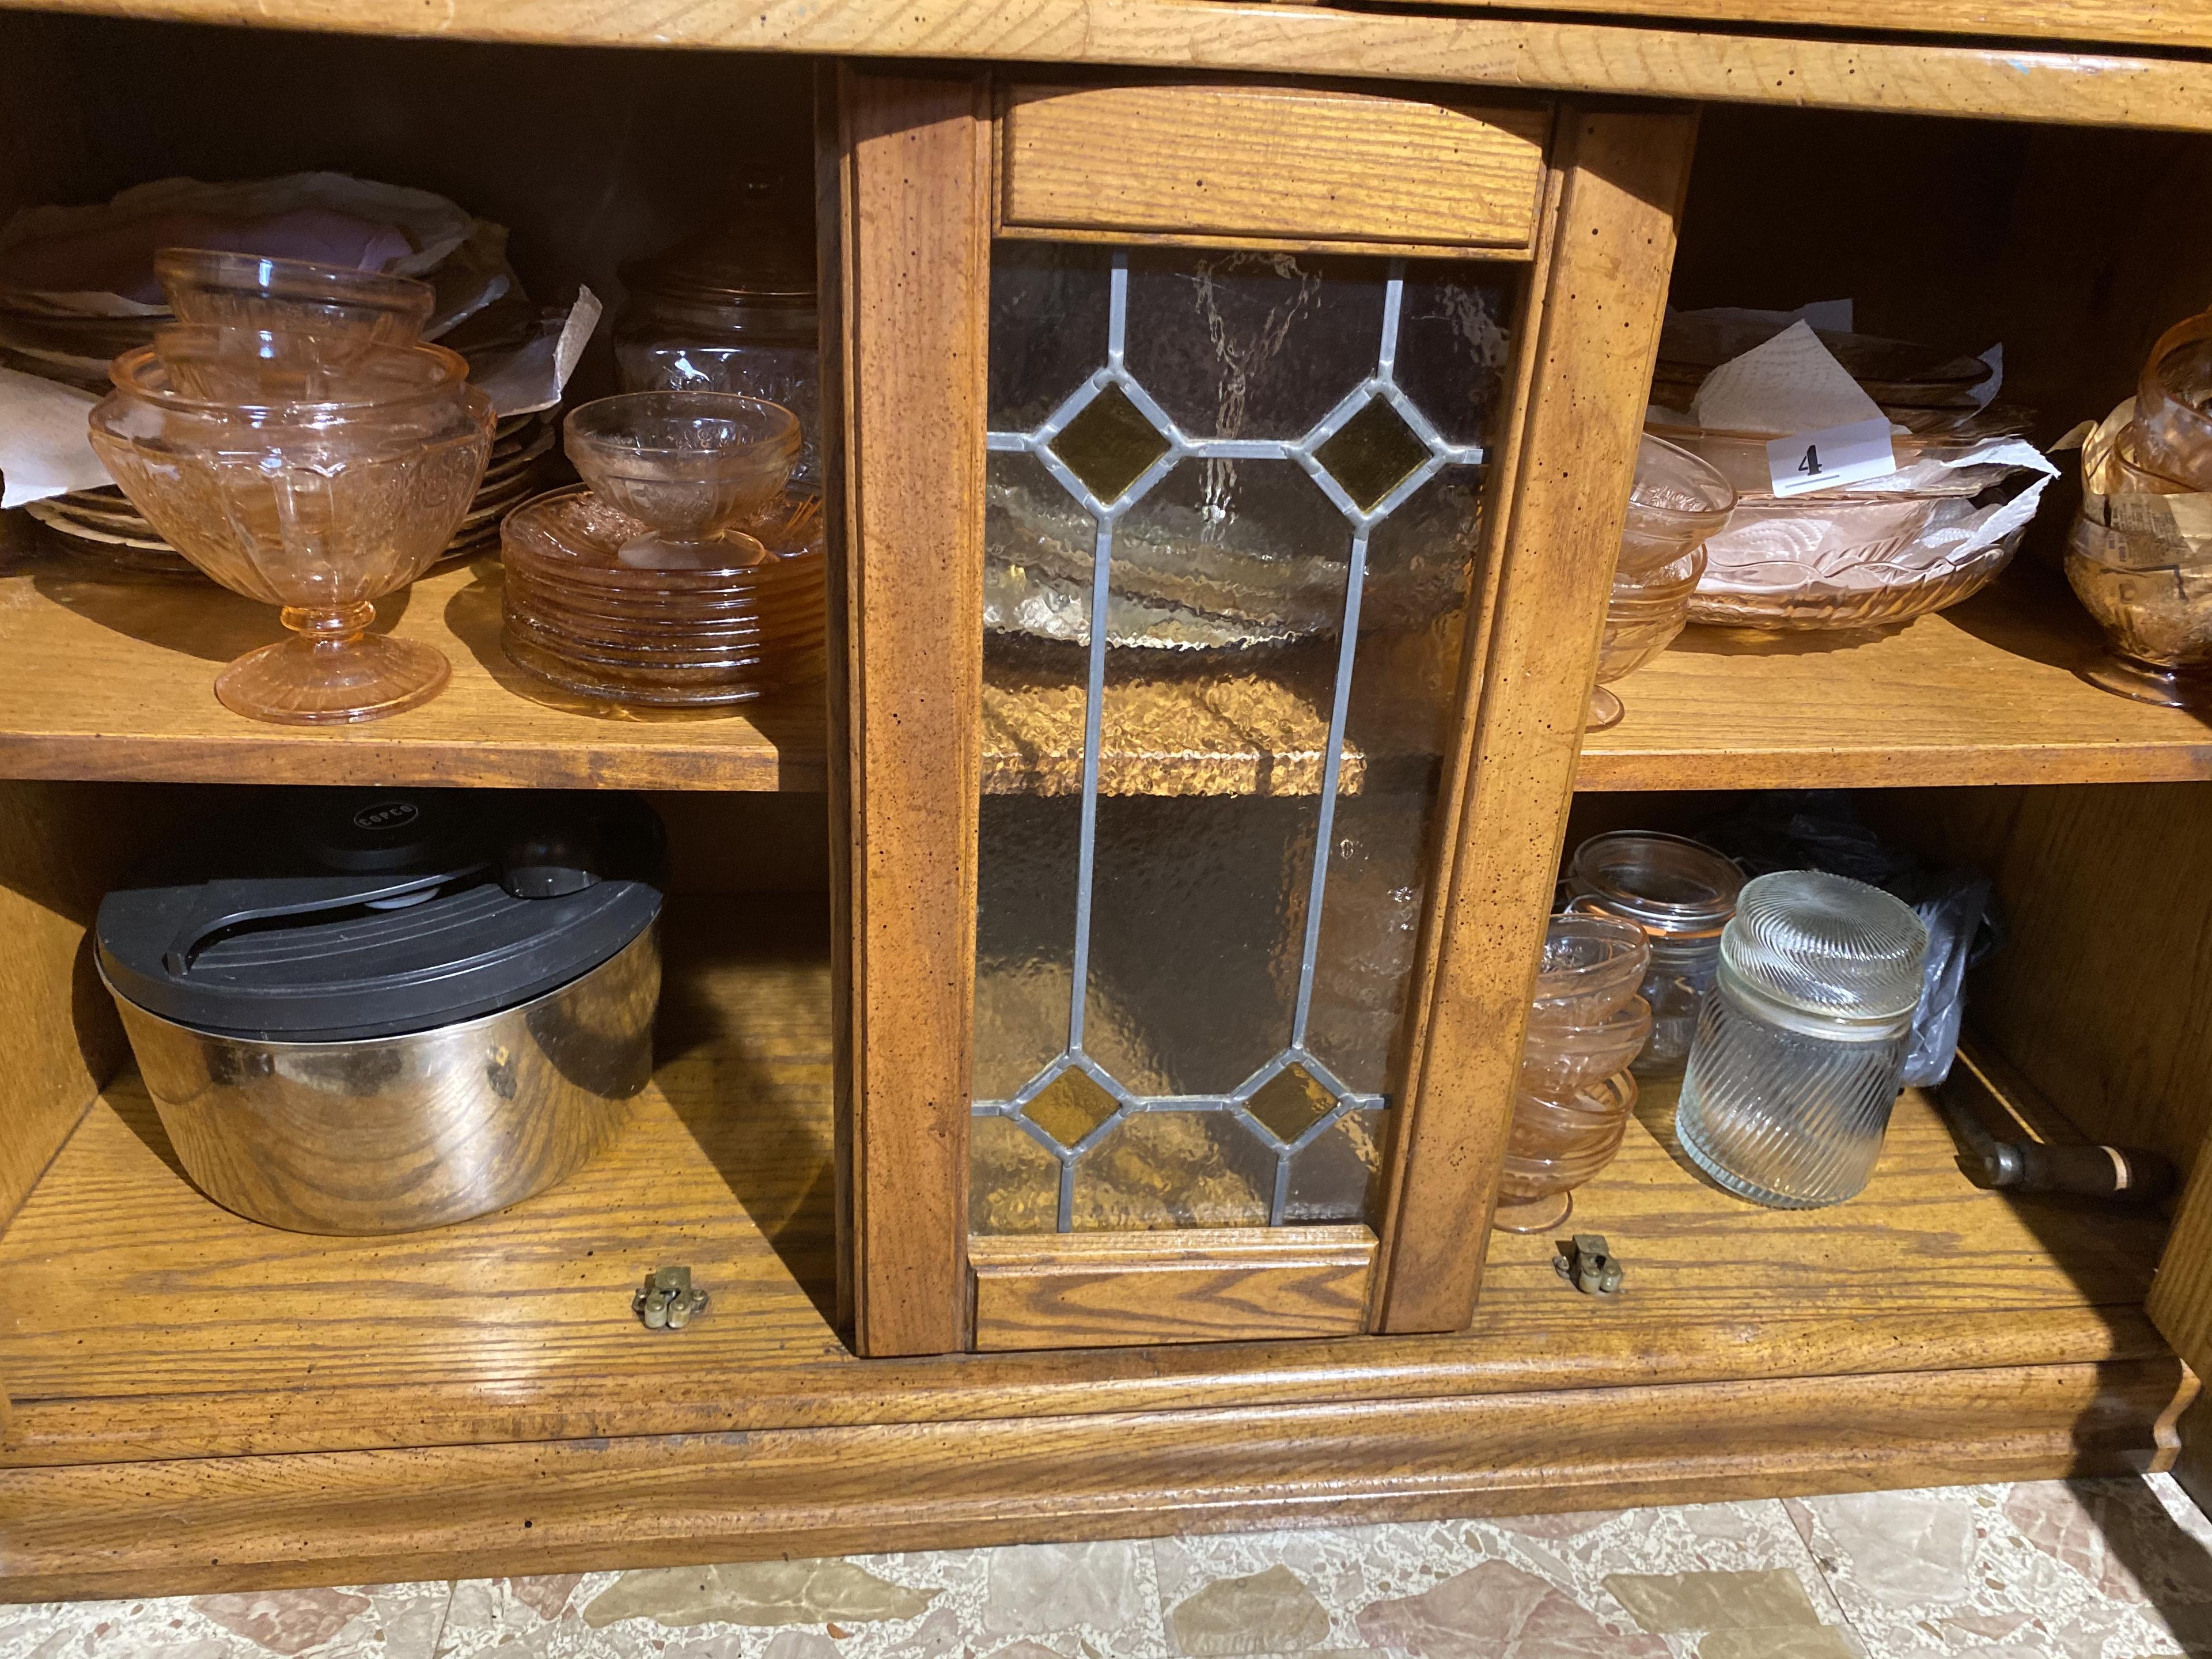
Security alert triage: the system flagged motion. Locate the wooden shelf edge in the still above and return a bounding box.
[1576,741,2212,793]
[0,1302,2166,1469]
[9,0,2212,133]
[0,1355,2188,1601]
[1574,578,2212,793]
[0,732,828,793]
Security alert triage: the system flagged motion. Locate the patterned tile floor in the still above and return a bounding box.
[9,1475,2212,1658]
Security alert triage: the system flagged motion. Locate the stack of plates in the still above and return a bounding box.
[0,305,158,392]
[1653,316,1998,434]
[501,487,824,707]
[27,408,561,576]
[441,408,562,562]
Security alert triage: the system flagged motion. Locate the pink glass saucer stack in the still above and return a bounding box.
[500,392,824,708]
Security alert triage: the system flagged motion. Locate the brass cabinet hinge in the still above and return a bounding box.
[1554,1234,1624,1296]
[634,1265,708,1330]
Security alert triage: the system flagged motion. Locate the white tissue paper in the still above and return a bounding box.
[1691,320,1886,435]
[469,286,601,419]
[0,368,108,509]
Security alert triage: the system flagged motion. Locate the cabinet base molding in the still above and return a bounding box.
[2,1355,2187,1601]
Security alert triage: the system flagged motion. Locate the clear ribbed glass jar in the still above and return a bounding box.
[1567,831,1745,1078]
[1676,870,1929,1208]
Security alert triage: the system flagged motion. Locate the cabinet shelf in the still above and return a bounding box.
[8,548,2208,799]
[0,545,827,792]
[0,893,2172,1472]
[0,532,1443,798]
[1578,569,2212,793]
[981,642,1440,797]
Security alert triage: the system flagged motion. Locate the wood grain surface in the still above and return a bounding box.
[1375,109,1697,1335]
[998,82,1548,252]
[0,551,827,791]
[2153,1160,2212,1403]
[0,783,139,1233]
[822,67,989,1357]
[1578,573,2212,793]
[1375,0,2212,55]
[982,650,1363,797]
[2,1354,2187,1601]
[968,1225,1376,1350]
[1894,783,2212,1174]
[3,0,2210,132]
[0,872,2173,1470]
[20,552,2204,800]
[1361,158,1559,1339]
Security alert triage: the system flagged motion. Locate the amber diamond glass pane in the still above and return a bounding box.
[1021,1069,1120,1148]
[1315,397,1430,512]
[1048,383,1169,505]
[1247,1065,1337,1147]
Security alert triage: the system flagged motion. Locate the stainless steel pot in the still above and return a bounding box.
[105,924,659,1234]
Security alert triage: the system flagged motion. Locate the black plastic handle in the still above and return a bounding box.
[162,866,484,976]
[2010,1141,2177,1202]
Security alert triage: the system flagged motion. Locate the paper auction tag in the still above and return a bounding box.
[1765,416,1897,498]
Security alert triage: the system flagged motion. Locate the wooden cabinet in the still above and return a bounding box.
[1,2,2210,1602]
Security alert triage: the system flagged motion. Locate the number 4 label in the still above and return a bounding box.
[1765,416,1897,498]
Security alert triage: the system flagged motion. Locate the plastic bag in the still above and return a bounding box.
[1697,791,2001,1086]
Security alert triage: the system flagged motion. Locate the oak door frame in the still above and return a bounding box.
[822,63,1696,1355]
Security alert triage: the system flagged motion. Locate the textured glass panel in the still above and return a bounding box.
[1347,464,1486,753]
[989,243,1112,431]
[974,791,1082,1099]
[1124,250,1384,440]
[976,243,1512,1234]
[1083,797,1313,1094]
[1022,1070,1119,1149]
[1070,1110,1274,1230]
[1304,793,1430,1095]
[984,448,1099,651]
[971,1115,1063,1235]
[977,446,1093,1097]
[1282,1106,1385,1223]
[1315,397,1430,513]
[1048,384,1170,506]
[1308,465,1489,1094]
[1104,457,1350,648]
[1248,1064,1336,1147]
[1393,264,1516,448]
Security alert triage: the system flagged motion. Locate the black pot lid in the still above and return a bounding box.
[98,789,665,1043]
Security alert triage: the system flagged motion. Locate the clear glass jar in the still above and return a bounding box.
[615,184,819,487]
[1677,870,1929,1208]
[1567,831,1744,1078]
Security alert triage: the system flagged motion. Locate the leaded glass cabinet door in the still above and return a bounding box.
[971,248,1509,1252]
[823,66,1699,1356]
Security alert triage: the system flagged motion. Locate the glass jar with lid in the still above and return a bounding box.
[1566,830,1745,1077]
[615,181,819,487]
[1676,870,1929,1209]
